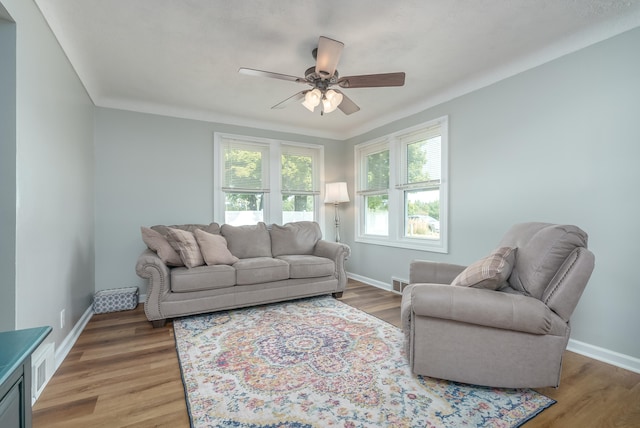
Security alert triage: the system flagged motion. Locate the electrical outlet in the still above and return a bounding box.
[60,309,65,329]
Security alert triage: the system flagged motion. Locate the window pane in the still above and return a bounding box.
[282,194,314,223]
[365,150,389,190]
[282,153,313,192]
[407,136,441,184]
[365,194,388,235]
[405,189,440,239]
[224,146,263,189]
[224,192,264,225]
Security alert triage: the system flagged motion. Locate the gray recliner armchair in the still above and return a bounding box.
[401,222,595,388]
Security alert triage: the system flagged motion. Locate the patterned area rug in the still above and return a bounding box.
[173,296,555,427]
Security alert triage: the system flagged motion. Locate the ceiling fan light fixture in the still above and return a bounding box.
[302,88,322,111]
[322,89,343,114]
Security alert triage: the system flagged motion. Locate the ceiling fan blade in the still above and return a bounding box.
[271,91,306,109]
[315,36,344,78]
[337,72,406,88]
[335,90,360,115]
[239,68,306,83]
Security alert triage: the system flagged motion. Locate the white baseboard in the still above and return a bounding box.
[567,339,640,374]
[347,272,400,294]
[348,271,640,374]
[55,305,93,371]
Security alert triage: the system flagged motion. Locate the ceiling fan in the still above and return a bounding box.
[239,36,406,115]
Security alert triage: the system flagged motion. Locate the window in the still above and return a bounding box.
[221,139,269,225]
[359,142,389,236]
[281,145,318,223]
[214,134,322,226]
[355,117,448,252]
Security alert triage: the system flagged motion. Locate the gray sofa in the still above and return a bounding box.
[136,221,350,327]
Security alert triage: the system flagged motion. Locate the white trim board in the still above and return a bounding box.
[347,272,640,374]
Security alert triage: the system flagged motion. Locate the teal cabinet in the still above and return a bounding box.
[0,327,52,428]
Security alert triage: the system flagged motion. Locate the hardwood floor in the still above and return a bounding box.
[33,279,640,427]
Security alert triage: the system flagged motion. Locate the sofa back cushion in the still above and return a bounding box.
[151,222,220,236]
[270,221,322,257]
[221,222,272,259]
[498,222,588,299]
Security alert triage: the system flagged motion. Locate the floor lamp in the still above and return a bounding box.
[324,182,350,242]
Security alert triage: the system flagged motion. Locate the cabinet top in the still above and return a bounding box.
[0,326,52,386]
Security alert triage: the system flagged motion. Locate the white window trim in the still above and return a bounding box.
[354,116,449,253]
[213,133,324,226]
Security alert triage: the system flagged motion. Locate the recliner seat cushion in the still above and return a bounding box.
[500,223,588,298]
[171,264,236,292]
[276,255,334,278]
[222,222,272,259]
[270,221,322,257]
[234,257,289,285]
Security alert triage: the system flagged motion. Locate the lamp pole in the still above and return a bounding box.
[333,202,341,242]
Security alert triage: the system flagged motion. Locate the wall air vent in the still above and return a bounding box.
[31,342,55,404]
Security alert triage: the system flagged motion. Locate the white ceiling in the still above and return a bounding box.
[35,0,640,139]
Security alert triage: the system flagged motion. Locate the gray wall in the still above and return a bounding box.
[94,108,342,293]
[0,13,16,331]
[342,27,640,359]
[3,0,95,349]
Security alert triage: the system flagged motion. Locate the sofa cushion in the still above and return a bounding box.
[270,221,322,257]
[276,255,334,279]
[140,226,184,266]
[194,229,239,266]
[171,264,236,292]
[499,223,588,298]
[151,222,220,236]
[451,247,516,290]
[234,257,289,285]
[165,228,205,268]
[221,222,272,259]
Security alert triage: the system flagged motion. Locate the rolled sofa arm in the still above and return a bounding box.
[410,260,467,284]
[135,249,171,321]
[314,240,351,292]
[410,283,555,335]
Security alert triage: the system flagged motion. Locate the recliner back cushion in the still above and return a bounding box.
[270,221,322,256]
[499,223,588,299]
[221,222,272,259]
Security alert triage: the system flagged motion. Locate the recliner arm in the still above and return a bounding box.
[410,283,555,335]
[410,260,466,284]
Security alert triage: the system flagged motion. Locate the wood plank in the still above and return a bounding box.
[32,280,640,427]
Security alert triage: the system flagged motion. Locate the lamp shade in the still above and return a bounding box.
[324,182,350,204]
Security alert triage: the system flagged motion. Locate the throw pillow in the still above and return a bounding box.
[140,226,184,266]
[165,228,205,268]
[194,229,239,266]
[451,247,517,290]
